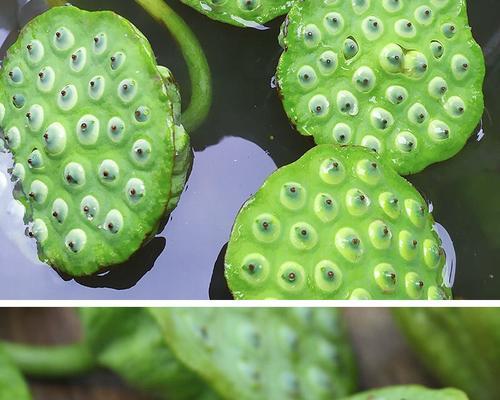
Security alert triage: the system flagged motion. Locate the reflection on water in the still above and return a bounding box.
[0,0,498,299]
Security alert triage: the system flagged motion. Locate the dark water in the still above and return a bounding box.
[0,0,498,299]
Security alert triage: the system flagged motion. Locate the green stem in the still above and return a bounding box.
[135,0,212,132]
[0,341,95,378]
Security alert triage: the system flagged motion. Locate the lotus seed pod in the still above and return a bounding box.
[180,0,292,28]
[276,0,485,175]
[79,308,220,400]
[225,145,450,300]
[151,308,357,400]
[340,385,468,400]
[395,308,500,400]
[0,6,190,276]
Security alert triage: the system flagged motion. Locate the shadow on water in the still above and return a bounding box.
[68,237,167,290]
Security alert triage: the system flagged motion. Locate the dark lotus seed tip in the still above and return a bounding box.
[352,238,360,246]
[412,240,418,246]
[111,125,117,131]
[419,113,424,119]
[52,211,58,217]
[135,110,141,117]
[262,221,269,229]
[438,45,443,50]
[26,112,31,119]
[108,223,114,230]
[371,162,377,168]
[303,74,309,80]
[316,106,322,112]
[130,188,136,196]
[450,25,455,31]
[81,123,87,130]
[136,148,143,155]
[332,162,339,168]
[71,54,77,61]
[68,241,74,248]
[345,103,351,109]
[123,84,128,90]
[373,21,378,27]
[111,56,116,62]
[383,227,389,235]
[83,206,89,212]
[418,280,424,287]
[463,63,468,69]
[444,129,449,136]
[66,175,72,182]
[360,194,366,201]
[39,72,44,79]
[94,37,99,43]
[397,95,403,101]
[422,64,427,69]
[339,134,345,141]
[43,133,48,140]
[103,170,109,177]
[307,31,313,37]
[408,142,414,147]
[326,59,331,64]
[248,264,256,272]
[326,199,332,205]
[290,186,296,193]
[61,90,66,97]
[394,55,400,60]
[27,159,32,164]
[407,22,412,27]
[425,9,430,15]
[90,81,95,87]
[288,272,296,281]
[390,273,396,281]
[27,44,32,51]
[301,229,307,236]
[55,31,61,38]
[327,270,334,278]
[28,192,34,198]
[8,71,13,78]
[28,231,33,237]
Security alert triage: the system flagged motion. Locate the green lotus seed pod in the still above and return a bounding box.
[225,145,450,299]
[277,0,485,174]
[79,308,219,400]
[0,350,32,400]
[151,308,357,400]
[395,308,500,400]
[0,6,190,276]
[180,0,292,28]
[340,385,468,400]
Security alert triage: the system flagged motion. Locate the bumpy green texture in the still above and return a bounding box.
[79,308,219,400]
[225,145,450,299]
[341,385,468,400]
[0,350,32,400]
[181,0,293,28]
[277,0,485,175]
[395,308,500,400]
[152,308,357,400]
[0,6,190,276]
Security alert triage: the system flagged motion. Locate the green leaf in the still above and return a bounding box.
[0,350,32,400]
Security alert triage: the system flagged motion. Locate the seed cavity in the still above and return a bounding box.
[30,219,48,243]
[131,139,152,163]
[118,79,138,103]
[4,127,22,150]
[290,222,318,250]
[317,50,338,75]
[319,158,345,185]
[77,114,100,145]
[69,47,87,72]
[104,209,123,234]
[28,149,44,169]
[345,188,370,216]
[241,253,270,284]
[125,178,145,204]
[314,193,338,222]
[88,76,105,100]
[8,67,24,84]
[395,132,417,153]
[343,37,359,60]
[65,229,87,253]
[395,19,416,38]
[314,260,342,292]
[134,106,151,122]
[43,122,67,154]
[12,94,25,109]
[93,33,107,54]
[337,90,358,115]
[374,263,397,292]
[64,162,86,187]
[353,66,376,92]
[332,123,352,144]
[362,16,383,41]
[51,198,68,224]
[252,213,281,243]
[108,117,125,142]
[37,67,56,92]
[110,52,126,70]
[99,159,120,182]
[369,220,393,249]
[280,182,306,210]
[57,84,78,111]
[324,12,344,35]
[53,27,75,50]
[335,227,363,263]
[26,40,44,63]
[278,262,306,291]
[303,24,321,47]
[81,195,99,221]
[386,85,408,104]
[380,43,404,73]
[308,94,329,116]
[29,180,48,204]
